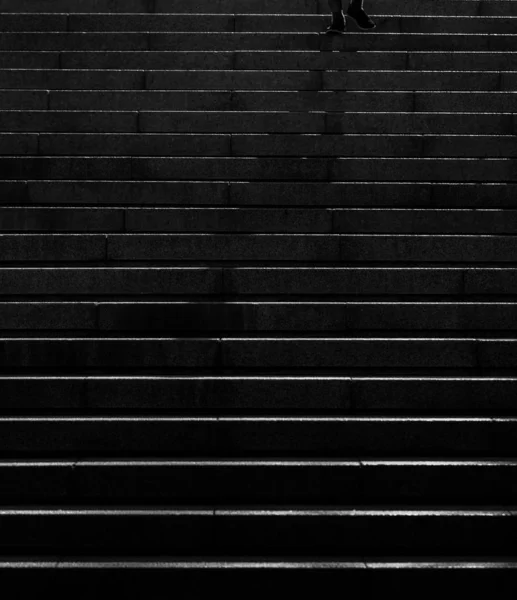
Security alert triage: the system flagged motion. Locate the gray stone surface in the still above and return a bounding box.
[131,157,333,181]
[0,69,145,90]
[232,134,509,158]
[87,377,350,410]
[332,209,517,234]
[222,339,475,368]
[5,415,517,457]
[0,90,47,109]
[329,158,517,182]
[28,181,230,206]
[415,91,517,112]
[28,180,228,206]
[0,0,516,570]
[364,0,517,15]
[235,51,407,71]
[326,113,514,135]
[0,208,124,231]
[0,303,97,330]
[225,267,464,295]
[0,50,59,68]
[0,181,29,204]
[354,378,517,411]
[217,416,517,457]
[0,377,85,409]
[124,208,331,233]
[229,182,435,207]
[339,235,517,262]
[0,157,131,180]
[0,267,223,295]
[96,302,517,332]
[0,0,153,12]
[361,462,517,504]
[147,70,324,91]
[140,111,327,134]
[0,133,37,155]
[0,234,106,262]
[0,111,139,133]
[465,269,517,295]
[0,414,219,455]
[49,90,233,111]
[232,134,423,157]
[408,50,517,70]
[0,32,149,51]
[107,234,340,261]
[0,0,516,16]
[324,71,502,91]
[477,341,517,368]
[0,463,73,502]
[148,33,323,52]
[0,339,219,368]
[71,461,365,504]
[231,91,414,112]
[68,14,235,33]
[62,50,234,70]
[0,14,67,31]
[38,133,231,157]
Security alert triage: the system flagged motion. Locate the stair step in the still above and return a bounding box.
[69,16,517,36]
[0,50,60,68]
[1,134,516,158]
[0,337,514,371]
[34,90,517,113]
[2,416,517,458]
[1,559,516,600]
[0,0,516,574]
[2,14,515,35]
[0,111,139,133]
[4,50,512,72]
[0,559,515,600]
[2,233,517,263]
[1,267,516,296]
[3,69,516,92]
[1,301,517,332]
[0,266,224,294]
[2,111,515,135]
[3,207,517,233]
[1,0,517,17]
[1,32,516,52]
[0,509,513,556]
[3,181,514,208]
[1,375,516,411]
[229,134,517,158]
[2,459,517,505]
[1,157,516,182]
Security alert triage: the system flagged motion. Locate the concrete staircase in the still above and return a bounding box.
[0,0,517,595]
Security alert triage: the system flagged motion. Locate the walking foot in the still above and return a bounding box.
[325,18,347,34]
[346,4,376,29]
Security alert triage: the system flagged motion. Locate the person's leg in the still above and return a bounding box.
[326,0,346,33]
[329,0,344,15]
[347,0,376,30]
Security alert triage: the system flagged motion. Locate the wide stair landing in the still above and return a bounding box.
[0,0,517,595]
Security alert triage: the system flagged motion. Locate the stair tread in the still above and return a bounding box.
[0,0,515,567]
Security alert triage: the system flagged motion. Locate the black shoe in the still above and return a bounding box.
[346,4,376,29]
[325,19,346,34]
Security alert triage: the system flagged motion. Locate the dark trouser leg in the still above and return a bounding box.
[328,0,343,12]
[346,0,376,29]
[328,0,345,25]
[331,0,365,8]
